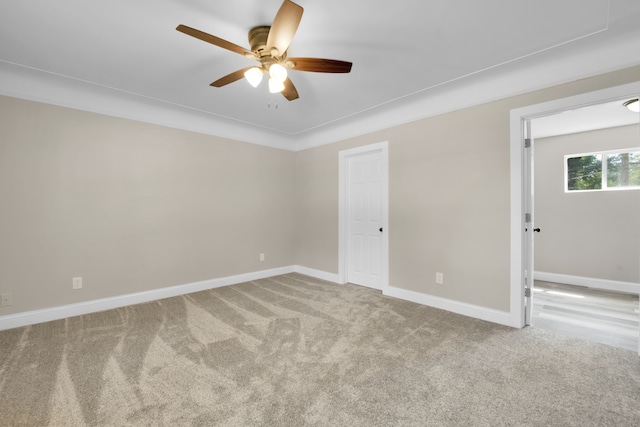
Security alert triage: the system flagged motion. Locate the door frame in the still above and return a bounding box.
[338,141,389,290]
[509,81,640,329]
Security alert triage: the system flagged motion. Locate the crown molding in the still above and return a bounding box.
[2,31,639,153]
[0,61,296,151]
[293,34,640,151]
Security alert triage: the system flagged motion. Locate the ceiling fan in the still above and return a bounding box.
[176,0,352,101]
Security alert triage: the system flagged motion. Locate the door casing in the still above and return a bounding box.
[509,81,640,331]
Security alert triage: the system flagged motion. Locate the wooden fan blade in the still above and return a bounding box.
[210,67,253,87]
[288,58,352,73]
[177,24,253,57]
[281,78,299,101]
[266,0,303,56]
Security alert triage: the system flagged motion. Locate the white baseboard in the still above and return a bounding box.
[294,267,516,327]
[0,265,517,332]
[534,271,640,294]
[0,266,295,331]
[293,265,341,284]
[384,286,516,327]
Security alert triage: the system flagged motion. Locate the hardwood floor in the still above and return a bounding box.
[532,280,640,352]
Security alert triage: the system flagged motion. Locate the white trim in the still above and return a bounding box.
[338,142,389,289]
[509,108,527,328]
[11,264,620,334]
[510,81,640,329]
[4,30,640,153]
[0,266,294,331]
[338,150,347,284]
[299,265,519,328]
[534,271,640,295]
[384,286,516,328]
[295,37,640,151]
[0,61,294,151]
[293,265,341,284]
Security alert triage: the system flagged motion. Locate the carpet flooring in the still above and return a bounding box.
[0,273,639,426]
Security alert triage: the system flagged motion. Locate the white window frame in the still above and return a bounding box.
[564,147,640,192]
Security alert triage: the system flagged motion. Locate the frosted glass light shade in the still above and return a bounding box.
[244,67,263,87]
[269,63,287,83]
[268,78,285,93]
[624,99,639,113]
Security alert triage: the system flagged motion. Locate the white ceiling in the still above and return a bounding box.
[532,98,639,139]
[1,0,640,150]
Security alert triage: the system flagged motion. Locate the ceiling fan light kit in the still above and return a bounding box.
[269,78,286,93]
[269,63,288,83]
[176,0,352,101]
[244,67,263,88]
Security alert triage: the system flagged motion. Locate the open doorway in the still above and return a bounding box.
[529,101,640,351]
[509,82,640,354]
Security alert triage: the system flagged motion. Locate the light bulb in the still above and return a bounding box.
[244,67,263,88]
[624,99,639,113]
[268,78,285,93]
[269,63,287,83]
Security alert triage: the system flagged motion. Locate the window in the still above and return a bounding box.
[565,148,640,192]
[567,154,602,190]
[607,152,640,188]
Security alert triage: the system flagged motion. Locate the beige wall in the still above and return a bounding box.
[294,65,640,311]
[0,96,295,315]
[534,125,640,283]
[2,65,639,318]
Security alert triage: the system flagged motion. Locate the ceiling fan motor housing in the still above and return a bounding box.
[248,26,292,72]
[248,26,272,55]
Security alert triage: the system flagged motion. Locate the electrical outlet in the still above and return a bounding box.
[72,277,83,289]
[259,253,265,262]
[435,272,444,285]
[1,293,12,307]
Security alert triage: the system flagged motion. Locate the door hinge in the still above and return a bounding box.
[525,213,531,223]
[524,138,531,148]
[524,287,531,298]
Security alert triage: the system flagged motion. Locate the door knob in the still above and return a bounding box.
[379,227,383,232]
[533,228,541,232]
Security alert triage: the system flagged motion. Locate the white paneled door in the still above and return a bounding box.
[347,150,384,289]
[523,120,535,326]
